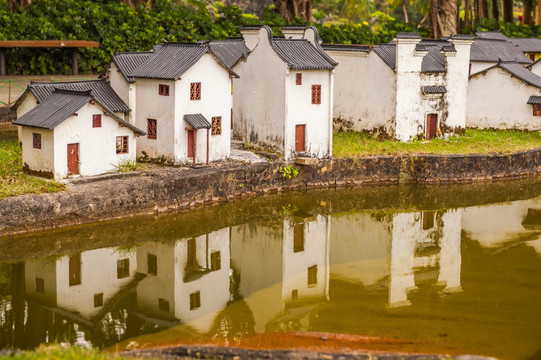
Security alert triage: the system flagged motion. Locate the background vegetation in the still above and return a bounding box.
[1,0,540,75]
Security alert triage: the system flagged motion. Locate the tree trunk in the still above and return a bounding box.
[492,0,500,20]
[118,0,152,9]
[502,0,514,22]
[464,0,473,27]
[481,0,489,18]
[430,0,458,38]
[474,0,480,23]
[7,0,30,10]
[524,0,533,24]
[536,0,541,24]
[273,0,312,22]
[402,0,409,23]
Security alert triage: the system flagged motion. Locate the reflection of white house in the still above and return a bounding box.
[232,25,337,160]
[468,61,541,130]
[24,247,137,319]
[230,215,330,332]
[330,209,463,308]
[13,89,145,180]
[134,228,230,332]
[324,33,473,141]
[129,42,236,165]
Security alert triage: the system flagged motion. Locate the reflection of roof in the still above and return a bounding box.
[12,79,130,113]
[111,52,153,83]
[13,89,145,135]
[522,208,541,229]
[510,37,541,53]
[470,38,532,64]
[272,38,337,70]
[423,86,447,94]
[321,44,371,53]
[184,114,211,129]
[208,39,250,69]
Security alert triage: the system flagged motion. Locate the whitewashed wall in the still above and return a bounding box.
[174,53,232,164]
[20,127,55,175]
[326,50,396,135]
[233,27,287,151]
[108,62,130,106]
[467,68,541,130]
[530,61,541,77]
[53,103,137,179]
[284,69,332,160]
[446,39,473,131]
[135,78,176,160]
[470,61,496,75]
[16,93,38,143]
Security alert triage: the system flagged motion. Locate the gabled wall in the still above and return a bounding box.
[446,39,473,131]
[108,62,130,106]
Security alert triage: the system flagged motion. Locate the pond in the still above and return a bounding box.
[0,181,540,360]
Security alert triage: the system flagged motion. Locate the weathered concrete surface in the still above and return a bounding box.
[121,345,497,360]
[2,147,541,237]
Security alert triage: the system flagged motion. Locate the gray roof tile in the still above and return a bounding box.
[422,48,446,72]
[527,95,541,104]
[13,89,145,134]
[17,79,131,113]
[208,39,250,69]
[395,32,421,39]
[475,31,508,40]
[499,62,541,89]
[470,38,532,64]
[112,51,153,83]
[450,34,475,40]
[373,44,396,70]
[510,37,541,53]
[184,114,211,129]
[322,44,371,52]
[423,86,447,94]
[271,38,337,70]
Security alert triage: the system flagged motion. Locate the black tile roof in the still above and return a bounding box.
[395,32,421,39]
[422,48,447,72]
[416,39,456,53]
[208,39,250,69]
[423,86,447,94]
[373,44,397,70]
[510,37,541,53]
[184,114,211,129]
[450,34,475,40]
[112,51,154,83]
[13,89,145,135]
[271,38,337,70]
[527,95,541,104]
[12,79,131,113]
[321,44,371,52]
[470,38,532,64]
[499,62,541,89]
[475,31,508,41]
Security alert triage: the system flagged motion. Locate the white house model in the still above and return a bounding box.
[231,25,337,161]
[467,61,541,130]
[324,33,474,141]
[13,89,145,179]
[129,42,237,165]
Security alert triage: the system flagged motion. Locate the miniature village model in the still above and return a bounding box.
[11,28,541,179]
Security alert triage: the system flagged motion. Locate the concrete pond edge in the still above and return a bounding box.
[2,148,541,237]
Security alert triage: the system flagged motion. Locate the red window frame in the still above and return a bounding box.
[533,104,541,116]
[311,84,321,104]
[296,73,302,85]
[159,84,169,96]
[32,133,41,149]
[190,82,201,100]
[212,116,222,136]
[147,118,157,139]
[116,136,129,154]
[92,114,102,128]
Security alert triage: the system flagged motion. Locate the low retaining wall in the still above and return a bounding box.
[2,148,541,236]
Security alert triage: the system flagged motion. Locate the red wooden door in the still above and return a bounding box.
[426,114,438,140]
[187,130,195,158]
[295,125,305,152]
[67,143,79,175]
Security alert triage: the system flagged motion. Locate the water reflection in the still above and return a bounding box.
[1,189,541,359]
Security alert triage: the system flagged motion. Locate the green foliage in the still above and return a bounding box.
[460,17,541,37]
[278,165,299,179]
[113,159,143,173]
[0,344,156,360]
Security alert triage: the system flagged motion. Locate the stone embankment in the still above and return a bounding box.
[2,147,541,236]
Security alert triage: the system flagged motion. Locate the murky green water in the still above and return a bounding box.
[0,124,17,142]
[1,181,541,359]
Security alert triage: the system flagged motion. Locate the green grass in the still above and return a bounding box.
[332,129,541,157]
[0,345,128,360]
[0,140,64,200]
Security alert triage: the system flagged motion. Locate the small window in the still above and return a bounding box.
[190,82,201,100]
[468,63,472,76]
[296,73,302,85]
[307,265,317,287]
[294,223,304,253]
[35,277,44,294]
[210,251,221,271]
[159,84,169,96]
[311,85,321,104]
[190,291,201,310]
[32,133,41,149]
[291,289,298,300]
[94,293,104,308]
[159,298,170,312]
[69,254,81,286]
[147,119,157,139]
[212,116,222,136]
[117,258,130,279]
[92,114,102,128]
[116,136,129,154]
[148,253,157,276]
[533,104,541,116]
[422,211,435,230]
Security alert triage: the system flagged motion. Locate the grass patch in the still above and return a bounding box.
[113,159,145,173]
[0,345,127,360]
[0,140,64,200]
[333,129,541,157]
